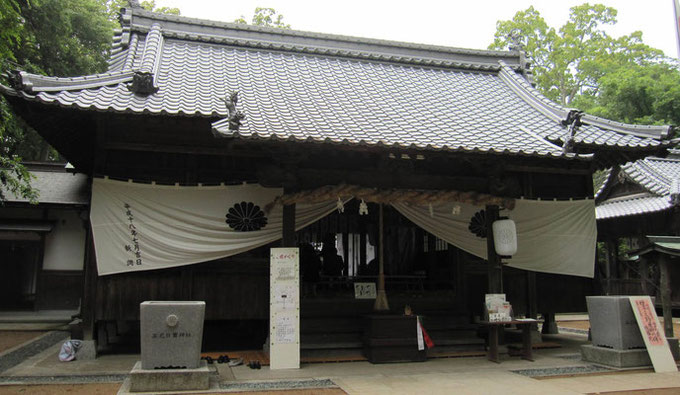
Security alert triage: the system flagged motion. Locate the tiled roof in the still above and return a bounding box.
[596,157,680,219]
[2,168,89,205]
[596,194,671,220]
[0,7,674,162]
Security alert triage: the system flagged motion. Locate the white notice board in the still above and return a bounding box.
[629,296,677,373]
[270,248,300,369]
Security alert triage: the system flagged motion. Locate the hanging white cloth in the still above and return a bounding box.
[392,199,596,278]
[90,178,338,276]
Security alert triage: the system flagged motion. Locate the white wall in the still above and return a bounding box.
[43,209,86,271]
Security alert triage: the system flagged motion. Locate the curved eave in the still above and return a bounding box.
[0,84,226,118]
[498,62,673,141]
[596,195,672,220]
[7,70,135,93]
[210,122,593,162]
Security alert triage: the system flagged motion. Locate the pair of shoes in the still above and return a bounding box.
[202,356,214,364]
[217,355,230,364]
[248,360,261,369]
[227,357,243,367]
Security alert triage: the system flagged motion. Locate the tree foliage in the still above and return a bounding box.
[489,3,669,110]
[1,0,182,202]
[234,7,290,29]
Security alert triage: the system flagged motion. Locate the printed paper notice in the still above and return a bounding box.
[273,284,298,311]
[274,315,296,344]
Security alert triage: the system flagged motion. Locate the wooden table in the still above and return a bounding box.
[478,320,538,363]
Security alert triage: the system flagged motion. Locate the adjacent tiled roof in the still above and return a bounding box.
[2,166,89,205]
[596,157,680,219]
[0,7,674,162]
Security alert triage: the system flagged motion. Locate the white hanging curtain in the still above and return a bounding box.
[90,178,337,276]
[392,199,596,278]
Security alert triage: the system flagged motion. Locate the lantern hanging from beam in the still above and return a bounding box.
[492,218,517,256]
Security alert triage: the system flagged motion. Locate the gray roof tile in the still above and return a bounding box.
[596,194,671,219]
[596,156,680,219]
[0,7,674,161]
[2,170,89,205]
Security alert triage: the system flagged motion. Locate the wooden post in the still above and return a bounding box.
[659,254,674,338]
[282,203,296,247]
[527,271,537,319]
[81,228,98,341]
[640,256,649,296]
[374,204,389,311]
[485,205,502,293]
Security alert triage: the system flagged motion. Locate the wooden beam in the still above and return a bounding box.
[282,204,296,247]
[485,205,502,293]
[659,254,674,338]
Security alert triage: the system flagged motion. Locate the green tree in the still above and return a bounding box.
[586,63,680,126]
[234,7,290,29]
[489,4,665,106]
[106,0,180,21]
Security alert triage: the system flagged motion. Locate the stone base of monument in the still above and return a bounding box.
[76,340,97,360]
[581,344,651,368]
[120,360,212,393]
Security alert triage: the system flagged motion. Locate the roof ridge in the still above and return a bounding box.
[497,62,672,141]
[125,7,519,60]
[121,7,524,71]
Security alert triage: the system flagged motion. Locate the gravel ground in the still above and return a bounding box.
[220,379,338,391]
[512,365,613,378]
[0,332,46,354]
[0,332,68,375]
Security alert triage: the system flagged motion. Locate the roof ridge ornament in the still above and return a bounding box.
[224,91,245,131]
[128,71,158,95]
[561,110,584,155]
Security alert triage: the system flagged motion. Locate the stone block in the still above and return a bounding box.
[586,296,645,350]
[140,301,205,370]
[128,360,211,392]
[581,344,651,368]
[76,340,97,360]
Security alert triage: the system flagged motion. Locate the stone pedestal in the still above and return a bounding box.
[126,360,211,392]
[140,301,205,369]
[76,340,97,360]
[586,296,645,349]
[581,344,651,368]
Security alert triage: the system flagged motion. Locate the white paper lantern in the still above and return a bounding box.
[492,219,517,256]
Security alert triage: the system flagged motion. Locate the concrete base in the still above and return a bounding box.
[128,360,211,392]
[581,344,651,368]
[76,340,97,360]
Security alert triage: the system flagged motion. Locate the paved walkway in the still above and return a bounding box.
[1,329,679,394]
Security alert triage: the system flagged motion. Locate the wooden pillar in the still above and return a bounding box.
[374,204,389,311]
[454,246,466,311]
[527,271,537,319]
[659,254,674,338]
[81,227,98,341]
[485,205,502,293]
[640,256,649,296]
[282,203,296,247]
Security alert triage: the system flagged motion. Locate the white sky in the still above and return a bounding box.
[155,0,680,58]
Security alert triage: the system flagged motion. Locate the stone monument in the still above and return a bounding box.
[120,301,214,393]
[582,296,650,368]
